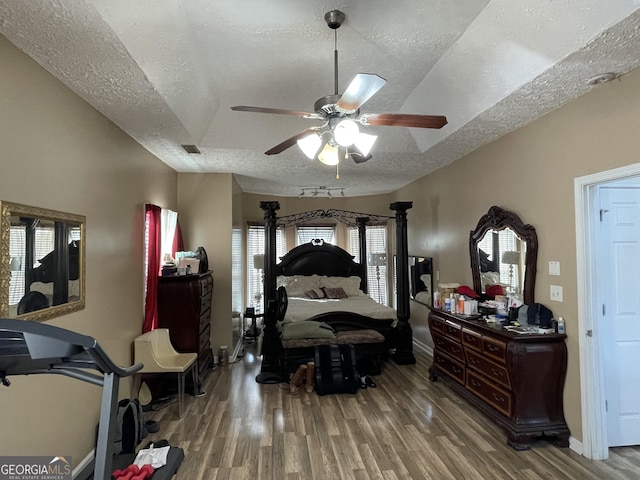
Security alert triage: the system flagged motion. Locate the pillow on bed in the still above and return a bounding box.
[304,288,326,299]
[281,321,336,339]
[319,276,364,297]
[277,275,320,297]
[322,287,349,299]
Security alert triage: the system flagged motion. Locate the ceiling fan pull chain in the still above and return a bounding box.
[336,162,340,180]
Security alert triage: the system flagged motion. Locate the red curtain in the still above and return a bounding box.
[172,220,184,255]
[143,204,162,333]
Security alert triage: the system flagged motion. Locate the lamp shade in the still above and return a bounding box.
[334,119,359,146]
[253,254,264,270]
[501,251,520,265]
[297,133,322,159]
[354,132,377,157]
[369,252,387,267]
[318,143,340,166]
[9,256,21,272]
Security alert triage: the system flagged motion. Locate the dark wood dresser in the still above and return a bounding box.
[428,308,570,450]
[157,272,214,391]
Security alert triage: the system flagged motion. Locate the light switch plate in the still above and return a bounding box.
[549,261,561,276]
[550,285,563,302]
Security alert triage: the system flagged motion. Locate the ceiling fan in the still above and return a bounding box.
[231,10,447,168]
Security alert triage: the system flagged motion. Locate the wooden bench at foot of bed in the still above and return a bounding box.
[281,328,386,377]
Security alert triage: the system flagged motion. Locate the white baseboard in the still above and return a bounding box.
[413,339,433,357]
[72,449,94,479]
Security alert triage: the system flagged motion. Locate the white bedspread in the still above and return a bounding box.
[284,295,396,323]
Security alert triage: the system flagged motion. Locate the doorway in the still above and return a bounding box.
[575,163,640,460]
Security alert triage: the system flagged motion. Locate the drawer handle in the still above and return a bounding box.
[452,366,462,374]
[452,346,461,354]
[486,344,500,352]
[492,393,505,403]
[470,378,481,388]
[435,338,445,346]
[469,357,480,365]
[491,368,504,377]
[437,357,446,365]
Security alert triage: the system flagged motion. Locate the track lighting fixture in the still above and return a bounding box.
[297,186,345,198]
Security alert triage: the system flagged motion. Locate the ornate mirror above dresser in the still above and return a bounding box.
[469,206,538,305]
[0,201,85,322]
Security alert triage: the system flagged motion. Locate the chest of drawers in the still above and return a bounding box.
[428,308,570,450]
[157,272,214,392]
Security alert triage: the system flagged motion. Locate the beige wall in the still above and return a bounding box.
[0,35,177,465]
[177,173,235,351]
[394,66,640,443]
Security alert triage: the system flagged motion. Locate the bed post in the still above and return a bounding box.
[356,216,369,294]
[256,200,283,384]
[390,201,416,365]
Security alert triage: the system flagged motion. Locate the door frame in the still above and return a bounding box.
[574,162,640,460]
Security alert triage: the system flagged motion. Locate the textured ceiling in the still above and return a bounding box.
[1,1,640,197]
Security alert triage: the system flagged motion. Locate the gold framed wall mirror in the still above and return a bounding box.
[0,201,85,322]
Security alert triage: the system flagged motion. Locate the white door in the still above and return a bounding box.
[598,184,640,446]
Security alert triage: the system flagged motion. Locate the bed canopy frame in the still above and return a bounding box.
[257,201,414,383]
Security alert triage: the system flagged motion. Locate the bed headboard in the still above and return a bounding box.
[275,240,365,281]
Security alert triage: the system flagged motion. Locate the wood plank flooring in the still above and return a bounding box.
[144,344,640,479]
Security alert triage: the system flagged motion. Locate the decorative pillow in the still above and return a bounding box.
[322,286,349,299]
[319,276,364,297]
[281,321,336,339]
[304,288,326,299]
[277,275,320,297]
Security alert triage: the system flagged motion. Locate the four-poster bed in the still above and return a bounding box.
[256,201,414,384]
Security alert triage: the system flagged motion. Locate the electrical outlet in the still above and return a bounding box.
[549,261,561,276]
[550,285,563,302]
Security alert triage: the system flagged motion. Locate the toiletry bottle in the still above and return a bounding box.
[444,296,451,313]
[557,317,565,334]
[458,295,465,314]
[434,291,441,309]
[450,293,455,313]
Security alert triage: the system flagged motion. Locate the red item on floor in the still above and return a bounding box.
[112,464,154,480]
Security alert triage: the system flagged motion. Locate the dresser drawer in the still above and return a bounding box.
[433,351,465,385]
[433,332,465,362]
[482,336,507,364]
[461,327,482,352]
[199,306,211,333]
[200,291,212,315]
[443,319,462,342]
[466,349,511,389]
[429,315,446,334]
[199,324,211,353]
[200,274,213,297]
[467,369,512,418]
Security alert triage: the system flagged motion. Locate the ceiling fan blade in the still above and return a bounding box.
[231,105,320,118]
[264,128,320,155]
[336,73,387,113]
[350,151,372,164]
[360,113,448,129]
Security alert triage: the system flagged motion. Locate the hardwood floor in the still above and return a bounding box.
[145,343,640,479]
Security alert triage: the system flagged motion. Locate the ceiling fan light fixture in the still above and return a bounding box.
[318,143,340,166]
[334,119,359,146]
[297,133,322,159]
[354,132,377,157]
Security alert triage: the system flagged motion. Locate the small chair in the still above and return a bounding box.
[134,329,198,418]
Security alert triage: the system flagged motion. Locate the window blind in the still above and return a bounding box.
[348,225,389,305]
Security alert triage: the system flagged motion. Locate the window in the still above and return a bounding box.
[8,224,81,305]
[477,229,520,291]
[348,225,389,305]
[296,225,335,245]
[247,224,285,311]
